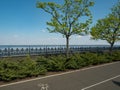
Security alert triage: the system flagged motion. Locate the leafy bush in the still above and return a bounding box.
[19,57,37,77]
[0,69,18,81]
[0,56,47,81]
[65,57,79,69]
[72,54,86,68]
[93,54,109,64]
[0,60,20,81]
[65,54,84,69]
[0,51,120,82]
[80,52,98,66]
[47,55,66,71]
[36,56,48,69]
[18,55,47,77]
[111,51,120,61]
[80,52,112,65]
[101,53,113,63]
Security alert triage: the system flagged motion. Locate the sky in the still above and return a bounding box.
[0,0,119,45]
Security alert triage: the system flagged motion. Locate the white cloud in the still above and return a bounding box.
[13,34,19,38]
[75,36,82,38]
[48,37,61,40]
[0,33,119,45]
[40,29,47,33]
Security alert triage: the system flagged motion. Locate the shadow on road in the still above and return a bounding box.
[112,80,120,87]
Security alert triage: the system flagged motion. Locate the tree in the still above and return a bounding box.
[111,0,120,19]
[37,0,94,58]
[91,0,120,52]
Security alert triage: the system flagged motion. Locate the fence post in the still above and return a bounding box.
[46,46,48,56]
[8,47,10,57]
[29,45,31,56]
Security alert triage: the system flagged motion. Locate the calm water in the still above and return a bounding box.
[0,45,116,50]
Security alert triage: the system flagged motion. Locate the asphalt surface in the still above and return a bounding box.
[0,61,120,90]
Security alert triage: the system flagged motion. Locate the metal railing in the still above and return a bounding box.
[0,45,120,57]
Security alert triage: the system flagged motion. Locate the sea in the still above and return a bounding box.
[0,45,119,50]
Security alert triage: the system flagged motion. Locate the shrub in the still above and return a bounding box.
[111,51,120,61]
[94,54,109,64]
[47,55,66,71]
[65,57,79,69]
[0,51,119,82]
[36,56,48,69]
[80,52,98,66]
[0,69,18,81]
[73,54,88,67]
[19,55,47,77]
[0,60,20,81]
[101,53,113,63]
[0,56,47,81]
[65,54,85,69]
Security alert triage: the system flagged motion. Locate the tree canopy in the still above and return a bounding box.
[37,0,94,58]
[91,0,120,51]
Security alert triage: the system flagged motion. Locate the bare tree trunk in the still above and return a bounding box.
[66,36,69,59]
[110,43,114,55]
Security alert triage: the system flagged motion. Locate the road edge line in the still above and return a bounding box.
[81,75,120,90]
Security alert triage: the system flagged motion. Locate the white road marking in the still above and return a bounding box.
[38,83,49,90]
[81,75,120,90]
[0,61,119,88]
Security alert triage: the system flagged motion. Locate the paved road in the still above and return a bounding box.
[0,62,120,90]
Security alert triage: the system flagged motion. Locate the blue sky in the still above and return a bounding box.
[0,0,119,45]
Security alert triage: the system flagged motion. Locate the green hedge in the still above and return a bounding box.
[0,56,47,81]
[0,51,120,81]
[47,55,66,71]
